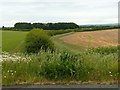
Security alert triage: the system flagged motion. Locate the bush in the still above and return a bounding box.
[25,28,54,53]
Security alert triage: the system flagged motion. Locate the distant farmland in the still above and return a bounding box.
[60,29,118,48]
[2,29,118,85]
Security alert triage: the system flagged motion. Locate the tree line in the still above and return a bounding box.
[2,23,119,31]
[14,22,79,30]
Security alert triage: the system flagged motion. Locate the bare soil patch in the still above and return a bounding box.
[60,29,118,48]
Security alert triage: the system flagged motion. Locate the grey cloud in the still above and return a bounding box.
[0,0,118,26]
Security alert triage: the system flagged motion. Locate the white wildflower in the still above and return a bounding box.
[4,76,6,78]
[110,74,113,77]
[109,72,111,74]
[11,73,14,75]
[7,70,9,73]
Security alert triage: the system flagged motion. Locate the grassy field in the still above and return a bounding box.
[2,29,119,86]
[2,31,28,52]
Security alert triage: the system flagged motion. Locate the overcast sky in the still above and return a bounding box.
[0,0,119,27]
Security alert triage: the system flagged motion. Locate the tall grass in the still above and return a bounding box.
[2,46,118,86]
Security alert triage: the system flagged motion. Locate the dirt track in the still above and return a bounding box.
[60,29,118,48]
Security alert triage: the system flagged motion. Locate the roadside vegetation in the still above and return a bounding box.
[2,46,118,85]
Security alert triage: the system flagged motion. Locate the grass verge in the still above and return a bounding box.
[2,47,118,86]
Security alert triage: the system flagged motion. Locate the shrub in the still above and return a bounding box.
[25,28,54,53]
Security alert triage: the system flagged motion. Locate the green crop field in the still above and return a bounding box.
[2,31,28,52]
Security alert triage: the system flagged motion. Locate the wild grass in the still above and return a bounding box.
[2,46,118,86]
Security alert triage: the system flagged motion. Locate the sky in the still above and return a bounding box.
[0,0,119,27]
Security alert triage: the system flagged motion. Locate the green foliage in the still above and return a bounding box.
[32,23,44,29]
[25,28,54,53]
[2,47,118,85]
[43,22,79,30]
[87,46,118,55]
[14,22,32,29]
[40,51,83,80]
[14,22,79,30]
